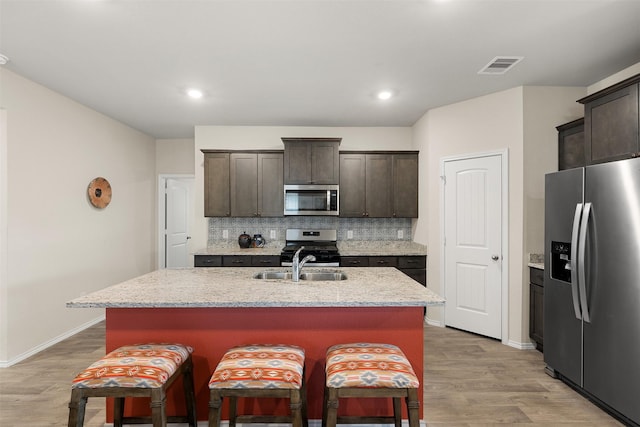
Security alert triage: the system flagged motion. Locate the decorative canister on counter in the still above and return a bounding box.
[238,232,252,248]
[253,234,266,248]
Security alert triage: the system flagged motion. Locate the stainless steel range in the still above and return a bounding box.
[280,229,340,267]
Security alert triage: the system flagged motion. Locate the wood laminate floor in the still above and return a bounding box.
[0,322,624,426]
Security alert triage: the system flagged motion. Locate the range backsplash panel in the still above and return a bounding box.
[207,217,412,246]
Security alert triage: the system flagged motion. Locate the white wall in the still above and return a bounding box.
[413,86,584,345]
[156,138,195,175]
[0,69,157,365]
[192,126,413,252]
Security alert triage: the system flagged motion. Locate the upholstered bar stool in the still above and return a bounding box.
[322,342,420,427]
[208,344,308,427]
[68,343,197,427]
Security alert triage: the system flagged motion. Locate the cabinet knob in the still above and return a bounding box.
[491,255,500,261]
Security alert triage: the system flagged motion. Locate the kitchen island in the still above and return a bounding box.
[68,267,444,422]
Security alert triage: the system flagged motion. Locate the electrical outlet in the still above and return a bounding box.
[397,230,404,239]
[270,229,276,239]
[347,230,353,239]
[222,230,229,239]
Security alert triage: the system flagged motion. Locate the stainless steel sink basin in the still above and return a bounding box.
[252,270,347,281]
[252,271,293,280]
[299,271,348,281]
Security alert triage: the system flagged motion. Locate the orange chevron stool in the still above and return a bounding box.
[208,344,308,427]
[322,343,420,427]
[67,343,197,427]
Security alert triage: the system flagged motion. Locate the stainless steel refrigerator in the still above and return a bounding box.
[545,157,640,426]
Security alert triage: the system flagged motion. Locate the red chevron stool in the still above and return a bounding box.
[208,344,308,427]
[68,343,197,427]
[322,342,420,427]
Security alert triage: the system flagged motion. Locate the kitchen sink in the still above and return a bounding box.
[253,271,293,280]
[299,271,347,281]
[252,270,347,281]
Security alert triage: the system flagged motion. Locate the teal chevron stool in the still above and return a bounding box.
[322,342,420,427]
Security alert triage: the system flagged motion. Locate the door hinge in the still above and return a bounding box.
[440,175,446,184]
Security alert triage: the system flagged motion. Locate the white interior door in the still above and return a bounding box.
[165,177,194,269]
[443,154,502,339]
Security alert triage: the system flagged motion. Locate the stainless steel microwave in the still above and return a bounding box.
[284,185,339,216]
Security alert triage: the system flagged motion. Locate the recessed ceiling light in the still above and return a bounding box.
[186,88,203,99]
[0,54,9,65]
[377,91,393,100]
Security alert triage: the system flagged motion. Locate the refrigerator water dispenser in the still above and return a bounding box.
[550,241,572,283]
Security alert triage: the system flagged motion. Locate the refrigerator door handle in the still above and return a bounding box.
[570,203,583,320]
[578,202,592,323]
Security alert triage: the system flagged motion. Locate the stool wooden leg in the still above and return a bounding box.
[208,390,223,427]
[325,387,339,427]
[301,380,309,427]
[67,389,86,427]
[229,396,238,427]
[393,396,402,427]
[150,389,167,427]
[182,357,198,427]
[113,397,125,427]
[406,388,420,427]
[290,389,303,427]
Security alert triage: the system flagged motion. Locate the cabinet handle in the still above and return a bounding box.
[348,261,361,265]
[377,260,387,265]
[232,260,243,264]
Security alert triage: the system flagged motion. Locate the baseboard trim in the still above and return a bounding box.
[0,315,105,368]
[424,315,444,327]
[507,339,536,350]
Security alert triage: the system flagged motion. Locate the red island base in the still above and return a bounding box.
[105,306,424,422]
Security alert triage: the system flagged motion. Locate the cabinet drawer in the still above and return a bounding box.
[368,256,398,267]
[222,256,252,267]
[397,256,426,269]
[251,256,280,267]
[194,255,222,267]
[530,267,544,286]
[341,256,369,267]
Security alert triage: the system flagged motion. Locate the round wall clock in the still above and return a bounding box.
[87,177,112,209]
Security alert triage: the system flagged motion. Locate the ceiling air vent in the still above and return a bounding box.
[478,56,524,75]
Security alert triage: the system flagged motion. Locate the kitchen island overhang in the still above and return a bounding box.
[68,267,444,422]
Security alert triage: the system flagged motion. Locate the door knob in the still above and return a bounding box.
[491,255,500,261]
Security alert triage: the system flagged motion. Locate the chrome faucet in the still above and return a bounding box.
[292,246,316,282]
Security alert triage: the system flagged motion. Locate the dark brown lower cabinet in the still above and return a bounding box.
[529,267,544,352]
[195,255,280,268]
[341,255,426,286]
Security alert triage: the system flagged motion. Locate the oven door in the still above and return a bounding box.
[284,185,339,216]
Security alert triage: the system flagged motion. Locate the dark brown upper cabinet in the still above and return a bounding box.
[578,74,640,165]
[557,118,585,170]
[339,152,418,218]
[203,152,230,217]
[282,137,340,184]
[202,150,283,217]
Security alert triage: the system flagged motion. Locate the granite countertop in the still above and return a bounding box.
[194,243,283,256]
[528,263,544,270]
[67,267,444,308]
[195,241,427,257]
[337,241,427,256]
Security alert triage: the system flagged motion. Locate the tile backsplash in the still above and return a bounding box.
[208,217,412,246]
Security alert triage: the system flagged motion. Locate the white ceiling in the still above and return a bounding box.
[2,0,640,139]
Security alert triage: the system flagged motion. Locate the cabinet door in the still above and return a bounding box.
[368,256,398,267]
[557,118,585,170]
[311,141,340,184]
[365,155,393,217]
[230,153,258,217]
[204,153,230,217]
[393,154,418,218]
[585,83,639,165]
[222,256,252,267]
[339,154,366,217]
[258,153,284,217]
[194,255,222,267]
[251,255,281,267]
[283,141,310,184]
